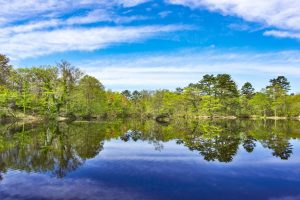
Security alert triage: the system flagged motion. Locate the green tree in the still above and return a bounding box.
[56,61,83,114]
[269,76,290,93]
[183,86,202,113]
[106,90,130,118]
[241,82,255,99]
[286,94,300,117]
[12,69,33,115]
[200,95,223,118]
[0,54,12,86]
[215,74,239,97]
[121,90,132,99]
[29,67,59,115]
[250,92,270,117]
[198,74,216,96]
[215,74,239,115]
[71,75,106,118]
[266,76,290,117]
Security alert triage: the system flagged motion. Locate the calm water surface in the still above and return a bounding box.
[0,120,300,200]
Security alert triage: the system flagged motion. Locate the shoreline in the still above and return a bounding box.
[1,114,300,124]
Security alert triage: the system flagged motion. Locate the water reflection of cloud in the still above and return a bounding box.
[94,140,300,165]
[0,171,153,200]
[85,140,300,181]
[270,195,300,200]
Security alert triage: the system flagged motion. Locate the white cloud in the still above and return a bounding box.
[166,0,300,39]
[0,9,147,37]
[0,0,150,25]
[264,30,300,40]
[66,10,114,25]
[76,50,300,92]
[0,20,61,35]
[0,0,185,59]
[66,9,148,25]
[0,25,187,59]
[118,0,150,7]
[159,11,172,18]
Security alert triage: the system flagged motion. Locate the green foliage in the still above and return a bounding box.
[266,79,290,117]
[241,82,255,99]
[106,90,130,118]
[250,92,271,117]
[0,53,299,119]
[121,74,298,119]
[0,54,12,86]
[70,75,106,118]
[287,94,300,117]
[200,95,223,117]
[269,76,290,93]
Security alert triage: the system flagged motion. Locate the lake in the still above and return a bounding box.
[0,120,300,200]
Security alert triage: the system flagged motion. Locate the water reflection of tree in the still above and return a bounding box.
[261,134,293,160]
[119,120,298,162]
[249,120,296,160]
[120,127,165,151]
[242,136,256,153]
[0,119,299,181]
[0,160,6,182]
[181,122,241,162]
[0,122,108,178]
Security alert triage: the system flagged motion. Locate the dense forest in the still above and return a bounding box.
[1,54,300,121]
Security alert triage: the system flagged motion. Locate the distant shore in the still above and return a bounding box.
[1,114,300,125]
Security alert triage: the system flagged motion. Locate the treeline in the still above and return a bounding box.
[1,54,300,120]
[0,54,129,119]
[123,74,300,119]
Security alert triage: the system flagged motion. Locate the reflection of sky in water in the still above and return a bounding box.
[1,139,300,200]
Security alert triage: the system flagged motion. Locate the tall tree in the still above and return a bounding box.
[29,67,59,115]
[13,69,33,114]
[241,82,255,99]
[269,76,290,93]
[183,86,202,113]
[250,92,270,118]
[56,61,83,114]
[215,74,239,98]
[215,74,239,115]
[73,75,106,118]
[198,74,216,96]
[0,54,12,86]
[267,76,290,117]
[121,90,132,99]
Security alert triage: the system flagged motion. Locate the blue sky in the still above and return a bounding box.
[1,0,300,92]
